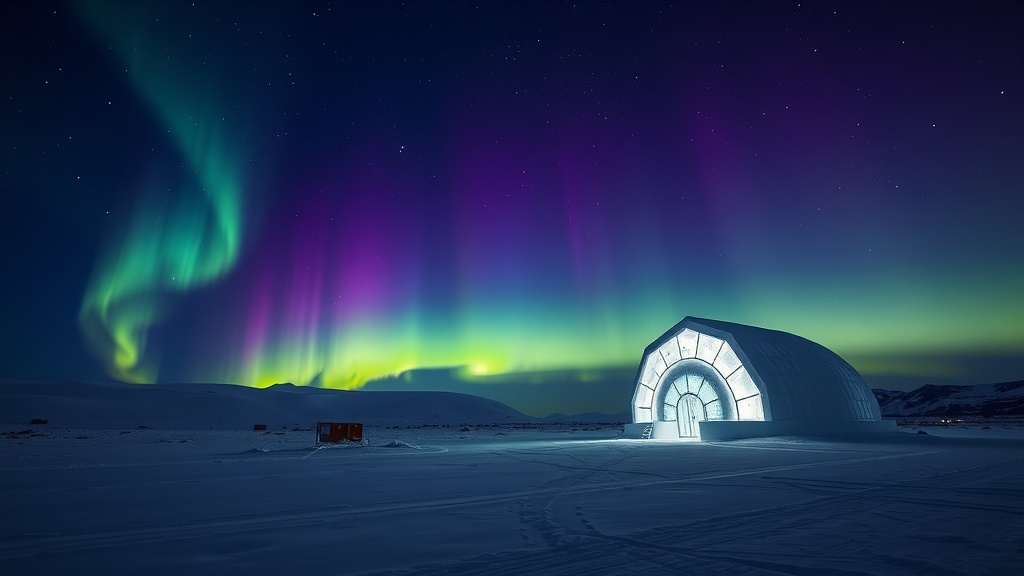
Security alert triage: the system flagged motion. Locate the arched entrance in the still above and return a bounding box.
[676,393,704,437]
[652,360,738,439]
[631,328,766,439]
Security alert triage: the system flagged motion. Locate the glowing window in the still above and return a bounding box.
[684,373,702,395]
[696,379,717,404]
[673,379,686,396]
[662,403,678,420]
[727,366,760,400]
[634,384,654,408]
[676,329,699,359]
[664,381,682,406]
[652,353,668,378]
[659,338,682,366]
[696,334,723,364]
[736,395,764,420]
[640,357,659,389]
[705,399,723,420]
[713,341,743,378]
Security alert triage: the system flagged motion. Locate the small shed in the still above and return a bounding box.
[316,422,363,444]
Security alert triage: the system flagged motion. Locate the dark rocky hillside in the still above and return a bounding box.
[872,380,1024,417]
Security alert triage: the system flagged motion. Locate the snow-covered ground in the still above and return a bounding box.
[2,381,1023,574]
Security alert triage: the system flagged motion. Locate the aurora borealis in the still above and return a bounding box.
[74,1,249,383]
[2,1,1022,416]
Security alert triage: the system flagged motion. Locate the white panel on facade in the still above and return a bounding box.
[662,403,678,421]
[652,353,668,378]
[640,357,659,389]
[736,395,765,420]
[676,329,699,359]
[696,334,724,364]
[704,398,723,420]
[726,366,760,401]
[681,373,696,394]
[673,379,686,397]
[634,384,654,409]
[664,381,682,406]
[696,380,717,404]
[635,406,651,421]
[713,341,743,379]
[659,402,671,421]
[659,338,682,367]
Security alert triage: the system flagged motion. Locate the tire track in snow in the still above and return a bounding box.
[511,442,634,546]
[0,448,927,561]
[357,455,1024,576]
[0,447,971,567]
[0,444,446,472]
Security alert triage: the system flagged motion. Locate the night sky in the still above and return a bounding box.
[2,1,1022,416]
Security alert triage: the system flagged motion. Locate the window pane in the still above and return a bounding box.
[676,329,699,359]
[634,384,653,408]
[696,334,723,364]
[659,338,682,366]
[713,341,743,378]
[664,382,681,406]
[736,395,765,420]
[640,357,659,388]
[704,399,723,420]
[696,379,718,404]
[727,366,760,400]
[661,403,677,421]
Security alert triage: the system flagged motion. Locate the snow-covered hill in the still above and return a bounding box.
[10,378,1024,430]
[873,380,1024,417]
[0,380,537,428]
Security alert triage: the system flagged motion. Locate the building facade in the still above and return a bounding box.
[628,317,891,440]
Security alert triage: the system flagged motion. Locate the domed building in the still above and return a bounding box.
[627,317,891,440]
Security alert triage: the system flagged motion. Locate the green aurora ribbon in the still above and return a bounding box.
[76,2,245,382]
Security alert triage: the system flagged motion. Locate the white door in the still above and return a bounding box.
[676,394,704,437]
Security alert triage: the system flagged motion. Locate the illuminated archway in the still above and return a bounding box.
[632,327,764,439]
[630,317,887,441]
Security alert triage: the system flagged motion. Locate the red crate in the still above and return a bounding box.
[317,422,363,443]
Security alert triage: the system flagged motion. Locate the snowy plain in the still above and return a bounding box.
[2,381,1023,575]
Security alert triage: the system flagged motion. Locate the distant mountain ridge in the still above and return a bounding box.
[0,380,535,428]
[0,380,629,428]
[872,380,1024,417]
[8,379,1024,428]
